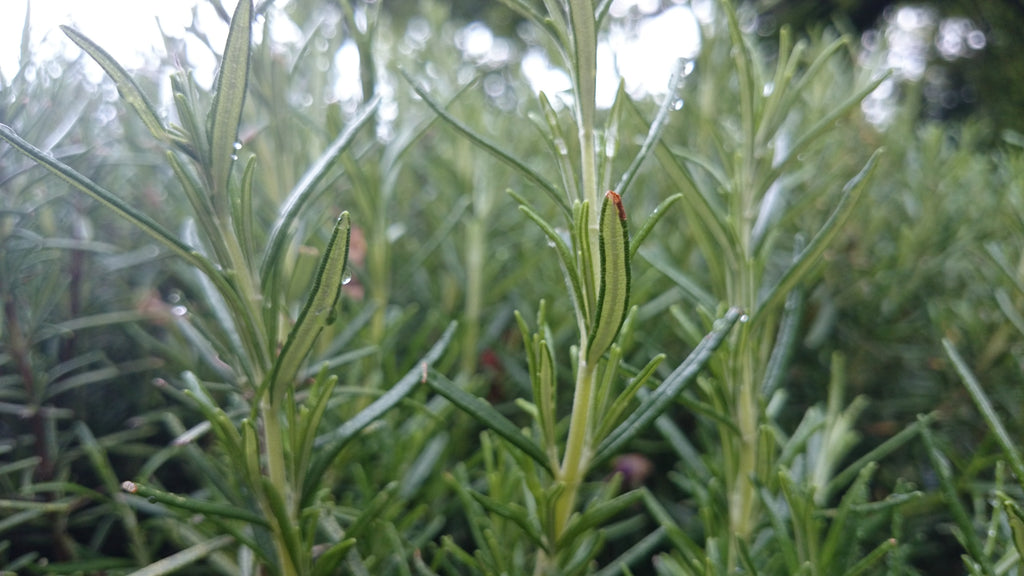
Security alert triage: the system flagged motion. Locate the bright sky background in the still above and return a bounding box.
[0,0,243,87]
[1,0,703,108]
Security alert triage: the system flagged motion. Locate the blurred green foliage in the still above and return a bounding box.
[1,0,1024,575]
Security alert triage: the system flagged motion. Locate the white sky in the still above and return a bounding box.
[0,0,243,87]
[1,0,701,106]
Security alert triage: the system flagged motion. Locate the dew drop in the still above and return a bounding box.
[230,154,238,161]
[341,270,353,285]
[233,141,242,150]
[672,99,684,111]
[739,314,750,323]
[546,237,557,248]
[171,305,188,317]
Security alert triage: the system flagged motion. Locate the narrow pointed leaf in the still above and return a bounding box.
[468,491,547,550]
[0,124,214,275]
[237,154,257,264]
[60,26,168,143]
[401,69,569,215]
[757,149,882,320]
[260,477,303,573]
[295,368,339,490]
[425,370,552,473]
[614,59,685,198]
[587,191,631,366]
[312,539,358,576]
[593,308,742,465]
[260,96,380,285]
[207,0,252,209]
[124,536,234,576]
[839,538,896,576]
[944,338,1024,481]
[121,481,266,526]
[630,194,682,258]
[538,91,579,204]
[567,0,597,144]
[557,490,643,548]
[919,417,991,573]
[304,323,457,501]
[264,212,351,403]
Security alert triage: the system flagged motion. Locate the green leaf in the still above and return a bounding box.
[761,276,805,398]
[757,149,882,321]
[312,539,357,576]
[346,481,399,539]
[425,369,552,474]
[263,212,351,404]
[538,91,579,204]
[517,202,586,329]
[207,0,252,212]
[304,322,457,502]
[839,538,896,576]
[918,416,991,573]
[260,96,380,286]
[557,490,643,548]
[821,463,877,568]
[236,154,258,265]
[594,353,665,444]
[400,69,569,215]
[59,26,168,144]
[260,477,303,573]
[825,414,932,501]
[567,0,597,147]
[587,191,631,366]
[758,483,800,573]
[630,194,682,258]
[0,124,201,269]
[592,307,742,465]
[944,339,1024,482]
[121,481,266,526]
[1001,499,1024,563]
[614,59,686,198]
[124,536,234,576]
[560,532,605,576]
[293,368,338,491]
[468,490,547,551]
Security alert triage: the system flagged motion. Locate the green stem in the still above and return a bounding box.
[555,359,597,540]
[461,218,485,380]
[261,398,297,576]
[730,335,759,544]
[567,0,600,277]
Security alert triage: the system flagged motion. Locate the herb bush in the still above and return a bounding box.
[2,0,1024,575]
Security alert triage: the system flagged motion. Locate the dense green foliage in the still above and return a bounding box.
[2,1,1024,575]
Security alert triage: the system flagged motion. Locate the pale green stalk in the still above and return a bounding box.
[556,360,597,535]
[462,217,485,379]
[568,0,600,274]
[540,2,601,571]
[261,398,298,576]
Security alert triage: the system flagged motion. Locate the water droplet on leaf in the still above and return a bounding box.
[342,270,353,285]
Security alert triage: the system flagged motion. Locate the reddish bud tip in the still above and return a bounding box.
[606,190,626,220]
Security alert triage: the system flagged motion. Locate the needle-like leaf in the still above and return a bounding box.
[207,0,252,215]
